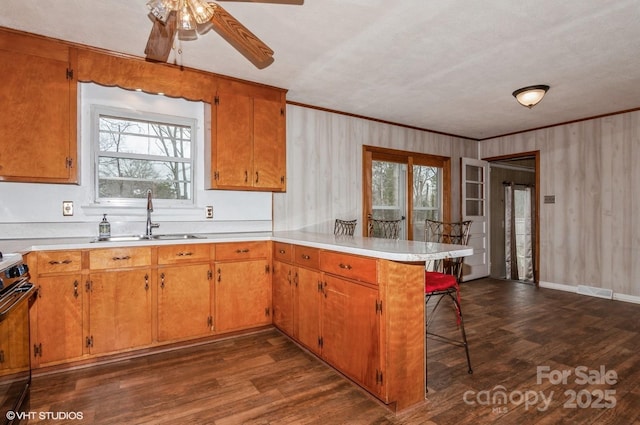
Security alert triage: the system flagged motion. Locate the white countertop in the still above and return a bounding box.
[272,231,473,262]
[0,230,472,263]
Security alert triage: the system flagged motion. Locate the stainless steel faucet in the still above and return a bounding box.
[146,189,159,237]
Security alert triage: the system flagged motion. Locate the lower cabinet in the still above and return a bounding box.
[158,264,213,341]
[272,244,384,398]
[272,261,295,336]
[29,251,84,367]
[87,269,153,354]
[214,259,271,332]
[157,243,213,341]
[321,274,380,395]
[272,260,322,354]
[34,275,84,365]
[295,266,322,355]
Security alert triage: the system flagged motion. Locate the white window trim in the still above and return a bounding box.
[91,105,197,208]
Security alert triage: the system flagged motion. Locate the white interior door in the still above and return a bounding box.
[461,158,489,281]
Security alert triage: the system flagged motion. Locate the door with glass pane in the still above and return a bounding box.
[369,160,444,240]
[371,160,407,239]
[461,158,490,280]
[412,164,442,241]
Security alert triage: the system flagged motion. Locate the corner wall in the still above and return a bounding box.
[479,110,640,298]
[273,104,478,235]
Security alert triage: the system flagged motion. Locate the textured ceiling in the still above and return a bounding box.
[2,0,640,140]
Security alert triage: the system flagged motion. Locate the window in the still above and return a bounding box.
[93,106,195,205]
[363,146,450,240]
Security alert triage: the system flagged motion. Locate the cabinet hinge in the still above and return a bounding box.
[265,307,271,316]
[280,176,285,184]
[66,68,74,80]
[85,280,92,292]
[317,281,323,293]
[214,95,220,105]
[65,157,73,169]
[375,300,383,314]
[318,336,324,349]
[86,336,94,348]
[207,269,213,280]
[207,316,213,328]
[376,369,384,385]
[265,265,270,274]
[214,171,220,181]
[280,108,284,116]
[33,343,43,358]
[0,350,5,363]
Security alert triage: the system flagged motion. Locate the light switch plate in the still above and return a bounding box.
[62,201,74,216]
[205,206,213,219]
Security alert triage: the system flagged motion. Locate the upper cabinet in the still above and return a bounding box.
[0,29,77,183]
[0,28,287,191]
[207,83,286,192]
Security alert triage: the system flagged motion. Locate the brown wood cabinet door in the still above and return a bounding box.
[295,267,322,355]
[214,260,271,333]
[321,275,381,394]
[272,261,294,336]
[157,264,212,341]
[88,269,152,355]
[212,92,253,188]
[253,97,285,191]
[0,299,29,375]
[0,36,76,183]
[34,275,83,365]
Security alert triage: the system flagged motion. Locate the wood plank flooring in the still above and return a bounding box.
[27,278,640,424]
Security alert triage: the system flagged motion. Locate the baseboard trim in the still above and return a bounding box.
[539,281,640,304]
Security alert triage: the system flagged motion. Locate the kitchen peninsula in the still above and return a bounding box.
[3,231,471,412]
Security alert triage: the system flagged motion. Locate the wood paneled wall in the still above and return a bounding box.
[273,105,478,235]
[480,110,640,297]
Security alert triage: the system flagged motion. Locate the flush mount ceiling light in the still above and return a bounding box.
[512,85,550,108]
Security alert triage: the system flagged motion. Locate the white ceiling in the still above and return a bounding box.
[2,0,640,140]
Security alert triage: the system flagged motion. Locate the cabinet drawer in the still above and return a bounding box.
[273,242,293,263]
[215,241,268,261]
[157,244,211,265]
[319,251,377,284]
[89,247,151,270]
[294,245,320,270]
[37,251,82,274]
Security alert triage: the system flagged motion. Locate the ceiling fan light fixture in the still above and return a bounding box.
[186,0,215,24]
[177,0,197,31]
[512,85,550,108]
[146,0,175,23]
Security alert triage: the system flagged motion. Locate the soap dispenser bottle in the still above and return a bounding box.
[99,214,111,238]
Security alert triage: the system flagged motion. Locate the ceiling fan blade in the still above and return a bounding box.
[216,0,303,4]
[209,3,275,69]
[144,12,178,62]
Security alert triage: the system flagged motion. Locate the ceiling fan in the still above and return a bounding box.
[144,0,303,69]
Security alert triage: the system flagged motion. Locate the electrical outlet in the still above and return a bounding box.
[62,201,74,216]
[205,206,213,219]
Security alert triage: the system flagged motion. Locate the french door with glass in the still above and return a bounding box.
[363,146,450,240]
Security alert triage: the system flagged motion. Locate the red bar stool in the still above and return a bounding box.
[425,219,473,378]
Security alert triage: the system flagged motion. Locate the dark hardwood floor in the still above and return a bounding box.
[28,278,640,424]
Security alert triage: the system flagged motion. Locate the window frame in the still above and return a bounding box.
[362,145,451,240]
[91,105,197,207]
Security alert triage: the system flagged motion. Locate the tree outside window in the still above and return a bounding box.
[94,108,194,204]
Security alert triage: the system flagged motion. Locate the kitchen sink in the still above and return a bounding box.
[150,234,203,240]
[92,234,203,243]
